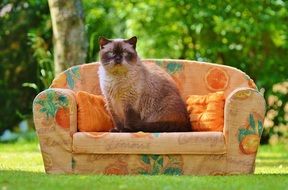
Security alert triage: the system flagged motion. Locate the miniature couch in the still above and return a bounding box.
[33,59,266,175]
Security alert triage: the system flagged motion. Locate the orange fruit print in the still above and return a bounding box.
[55,107,70,128]
[205,67,229,91]
[104,160,128,175]
[239,134,260,154]
[35,90,71,129]
[238,113,263,155]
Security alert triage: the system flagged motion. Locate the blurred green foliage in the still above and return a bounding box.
[0,0,52,135]
[0,0,287,143]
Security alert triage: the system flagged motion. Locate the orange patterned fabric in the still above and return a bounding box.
[76,91,114,132]
[73,132,226,154]
[186,91,225,131]
[204,68,229,91]
[33,60,265,175]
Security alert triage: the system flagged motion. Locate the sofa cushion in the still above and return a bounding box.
[76,91,114,132]
[73,132,226,154]
[186,91,225,131]
[75,90,225,132]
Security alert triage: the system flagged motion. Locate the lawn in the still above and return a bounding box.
[0,141,288,190]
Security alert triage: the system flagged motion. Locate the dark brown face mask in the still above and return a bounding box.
[98,37,138,66]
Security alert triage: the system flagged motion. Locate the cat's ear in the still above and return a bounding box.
[99,36,111,49]
[125,36,137,49]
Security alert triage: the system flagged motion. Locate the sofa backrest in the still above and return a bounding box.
[50,59,257,99]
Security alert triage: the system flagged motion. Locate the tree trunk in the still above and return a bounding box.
[48,0,87,75]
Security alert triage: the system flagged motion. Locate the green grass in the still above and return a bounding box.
[1,142,288,190]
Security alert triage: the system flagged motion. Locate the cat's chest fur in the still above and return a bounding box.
[98,65,141,119]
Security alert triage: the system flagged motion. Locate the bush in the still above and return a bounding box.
[0,0,287,144]
[0,0,52,134]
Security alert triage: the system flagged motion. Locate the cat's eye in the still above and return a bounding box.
[123,51,131,57]
[106,51,114,57]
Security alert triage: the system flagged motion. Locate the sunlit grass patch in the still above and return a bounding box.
[0,142,288,190]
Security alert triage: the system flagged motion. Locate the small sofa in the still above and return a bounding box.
[33,59,266,175]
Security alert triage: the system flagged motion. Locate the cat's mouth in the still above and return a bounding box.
[109,64,128,75]
[114,61,122,65]
[114,57,122,65]
[102,61,122,66]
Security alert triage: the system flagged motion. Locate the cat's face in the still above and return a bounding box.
[99,37,138,71]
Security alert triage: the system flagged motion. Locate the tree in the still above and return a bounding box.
[48,0,87,74]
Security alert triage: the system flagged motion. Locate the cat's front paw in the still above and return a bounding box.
[121,127,135,132]
[125,106,141,121]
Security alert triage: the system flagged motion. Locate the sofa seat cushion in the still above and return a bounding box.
[73,132,226,154]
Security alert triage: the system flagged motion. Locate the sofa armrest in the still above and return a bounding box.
[33,88,77,173]
[224,87,266,174]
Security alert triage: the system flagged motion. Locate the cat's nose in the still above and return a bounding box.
[115,59,122,64]
[115,55,122,64]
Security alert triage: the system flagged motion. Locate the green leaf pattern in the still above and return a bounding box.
[238,128,254,142]
[156,61,183,74]
[258,120,263,136]
[136,154,183,175]
[34,90,69,119]
[141,155,150,165]
[238,113,263,143]
[163,167,182,175]
[65,66,81,89]
[249,114,256,132]
[152,133,161,138]
[167,62,182,74]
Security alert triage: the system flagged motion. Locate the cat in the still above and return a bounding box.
[98,36,191,132]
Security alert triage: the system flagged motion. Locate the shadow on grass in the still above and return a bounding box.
[1,170,288,177]
[257,155,288,159]
[1,170,288,190]
[256,162,288,167]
